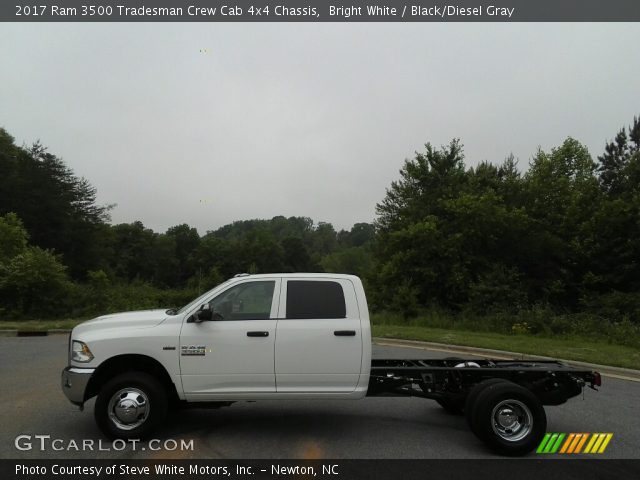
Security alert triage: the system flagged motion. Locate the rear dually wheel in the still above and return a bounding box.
[467,381,546,456]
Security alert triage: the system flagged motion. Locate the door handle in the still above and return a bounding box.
[247,331,269,337]
[334,330,356,336]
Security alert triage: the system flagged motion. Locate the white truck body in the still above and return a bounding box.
[61,272,599,456]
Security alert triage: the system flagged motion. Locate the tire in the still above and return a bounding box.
[464,378,511,434]
[468,382,547,456]
[94,371,168,440]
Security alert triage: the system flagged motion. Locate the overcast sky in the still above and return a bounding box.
[2,23,639,233]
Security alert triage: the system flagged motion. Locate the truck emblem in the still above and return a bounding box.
[162,346,176,350]
[181,345,207,356]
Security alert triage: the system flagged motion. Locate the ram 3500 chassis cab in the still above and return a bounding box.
[62,273,600,455]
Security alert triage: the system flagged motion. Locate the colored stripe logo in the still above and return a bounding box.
[537,433,613,454]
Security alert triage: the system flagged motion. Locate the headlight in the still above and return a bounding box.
[71,341,94,363]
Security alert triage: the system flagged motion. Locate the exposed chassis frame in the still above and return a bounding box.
[367,358,601,406]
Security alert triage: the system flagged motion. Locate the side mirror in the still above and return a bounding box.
[197,306,214,322]
[187,304,214,323]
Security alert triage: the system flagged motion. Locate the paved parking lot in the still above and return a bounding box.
[2,335,639,459]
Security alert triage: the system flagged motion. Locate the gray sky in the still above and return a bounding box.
[2,23,639,234]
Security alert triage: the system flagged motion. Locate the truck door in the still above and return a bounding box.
[180,278,280,397]
[275,278,363,392]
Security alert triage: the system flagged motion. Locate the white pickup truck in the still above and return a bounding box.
[62,273,601,456]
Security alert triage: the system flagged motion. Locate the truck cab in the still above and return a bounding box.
[178,274,372,398]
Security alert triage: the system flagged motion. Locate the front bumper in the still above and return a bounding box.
[61,366,95,408]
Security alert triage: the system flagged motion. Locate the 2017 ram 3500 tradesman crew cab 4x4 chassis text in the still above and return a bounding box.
[61,273,601,456]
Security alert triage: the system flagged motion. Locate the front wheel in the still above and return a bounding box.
[94,371,168,440]
[468,382,546,456]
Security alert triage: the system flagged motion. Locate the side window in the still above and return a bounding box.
[286,281,346,319]
[208,281,275,320]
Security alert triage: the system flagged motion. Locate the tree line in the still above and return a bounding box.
[1,117,639,339]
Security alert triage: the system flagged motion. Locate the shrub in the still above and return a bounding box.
[0,247,72,318]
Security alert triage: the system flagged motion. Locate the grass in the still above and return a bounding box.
[372,324,640,370]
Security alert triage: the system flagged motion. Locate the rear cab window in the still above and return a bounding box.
[285,280,346,319]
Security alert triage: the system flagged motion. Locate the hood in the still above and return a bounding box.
[73,309,169,336]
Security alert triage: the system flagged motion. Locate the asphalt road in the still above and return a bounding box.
[2,335,639,459]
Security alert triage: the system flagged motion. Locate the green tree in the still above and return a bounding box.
[374,141,470,310]
[281,236,313,272]
[311,222,338,256]
[109,221,160,282]
[237,229,285,273]
[166,224,200,284]
[0,213,70,317]
[376,139,467,233]
[321,246,373,278]
[522,138,600,307]
[0,212,29,262]
[0,128,111,278]
[337,223,375,248]
[581,117,640,320]
[598,116,640,197]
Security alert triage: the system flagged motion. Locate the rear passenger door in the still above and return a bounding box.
[275,278,363,393]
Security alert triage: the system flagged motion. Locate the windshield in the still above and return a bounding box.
[170,279,233,315]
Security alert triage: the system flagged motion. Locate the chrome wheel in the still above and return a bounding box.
[490,399,532,442]
[107,388,150,431]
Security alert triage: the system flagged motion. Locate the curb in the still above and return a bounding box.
[0,329,70,337]
[373,337,640,382]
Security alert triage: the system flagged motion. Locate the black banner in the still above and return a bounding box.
[4,460,640,480]
[3,0,640,22]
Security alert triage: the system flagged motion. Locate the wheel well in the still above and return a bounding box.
[85,354,179,404]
